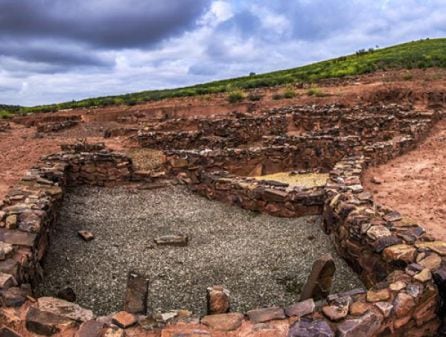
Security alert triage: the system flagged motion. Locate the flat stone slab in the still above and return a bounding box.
[285,299,315,318]
[112,311,137,329]
[124,272,148,314]
[201,313,244,331]
[26,306,74,336]
[154,234,188,247]
[37,297,95,322]
[78,230,95,242]
[247,307,285,323]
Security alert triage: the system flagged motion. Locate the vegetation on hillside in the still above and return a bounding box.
[6,38,446,115]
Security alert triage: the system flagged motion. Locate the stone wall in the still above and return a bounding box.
[136,131,240,150]
[0,144,132,289]
[166,144,346,178]
[179,170,325,218]
[136,115,288,150]
[198,115,287,141]
[36,120,80,133]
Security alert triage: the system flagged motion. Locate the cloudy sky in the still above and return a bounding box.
[0,0,445,106]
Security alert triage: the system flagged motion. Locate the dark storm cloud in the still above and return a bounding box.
[0,0,211,49]
[0,43,110,68]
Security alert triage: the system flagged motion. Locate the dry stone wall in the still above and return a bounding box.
[1,103,446,336]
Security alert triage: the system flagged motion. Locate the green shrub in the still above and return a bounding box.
[0,110,13,119]
[307,87,328,97]
[283,87,296,99]
[227,90,245,103]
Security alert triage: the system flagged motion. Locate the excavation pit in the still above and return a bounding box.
[35,185,362,316]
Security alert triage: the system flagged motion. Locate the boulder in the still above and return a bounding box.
[300,254,336,301]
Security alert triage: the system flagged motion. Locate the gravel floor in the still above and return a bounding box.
[35,185,363,316]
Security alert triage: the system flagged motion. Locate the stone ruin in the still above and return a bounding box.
[1,103,446,336]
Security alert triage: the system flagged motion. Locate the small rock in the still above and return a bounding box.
[366,288,390,302]
[383,211,402,222]
[75,320,105,337]
[154,234,188,247]
[0,327,23,337]
[78,230,94,242]
[1,286,29,307]
[414,268,432,283]
[374,302,393,318]
[247,307,285,323]
[0,272,17,289]
[57,287,76,302]
[201,313,244,331]
[289,319,334,337]
[349,302,370,316]
[207,286,230,314]
[285,299,315,317]
[5,215,17,229]
[393,293,415,318]
[367,226,391,240]
[159,311,178,322]
[418,254,442,271]
[383,244,416,263]
[416,241,446,256]
[0,242,14,260]
[337,311,383,337]
[371,177,383,185]
[112,311,137,329]
[322,299,350,321]
[103,327,125,337]
[389,281,406,292]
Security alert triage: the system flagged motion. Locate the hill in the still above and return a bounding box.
[5,38,446,115]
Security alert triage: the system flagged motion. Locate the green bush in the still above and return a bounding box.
[307,87,327,97]
[283,87,296,99]
[227,90,245,103]
[0,110,13,119]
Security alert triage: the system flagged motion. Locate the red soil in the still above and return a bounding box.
[364,119,446,240]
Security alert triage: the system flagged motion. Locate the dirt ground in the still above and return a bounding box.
[364,119,446,240]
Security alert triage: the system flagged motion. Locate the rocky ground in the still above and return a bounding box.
[35,185,362,316]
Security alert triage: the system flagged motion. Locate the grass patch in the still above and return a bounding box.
[307,87,328,97]
[227,89,246,103]
[0,110,13,119]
